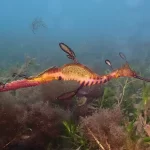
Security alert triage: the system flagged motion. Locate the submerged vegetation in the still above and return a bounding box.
[1,41,150,150]
[31,17,47,34]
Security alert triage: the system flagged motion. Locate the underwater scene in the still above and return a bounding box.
[1,0,150,150]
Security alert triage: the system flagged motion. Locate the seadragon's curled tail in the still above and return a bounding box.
[0,66,62,92]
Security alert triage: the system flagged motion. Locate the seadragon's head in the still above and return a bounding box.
[105,52,150,82]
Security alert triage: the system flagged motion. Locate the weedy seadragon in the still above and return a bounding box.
[0,43,150,101]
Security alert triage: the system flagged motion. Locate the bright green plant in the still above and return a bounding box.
[61,120,89,150]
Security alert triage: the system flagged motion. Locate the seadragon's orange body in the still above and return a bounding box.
[60,63,111,86]
[0,61,139,93]
[0,63,110,92]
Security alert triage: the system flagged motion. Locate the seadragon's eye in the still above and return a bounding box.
[116,74,120,78]
[115,71,121,78]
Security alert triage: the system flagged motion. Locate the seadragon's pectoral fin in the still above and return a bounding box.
[57,90,77,100]
[57,82,85,100]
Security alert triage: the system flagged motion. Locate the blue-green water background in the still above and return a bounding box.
[0,0,150,72]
